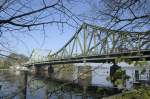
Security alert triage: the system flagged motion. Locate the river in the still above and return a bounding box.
[0,62,150,99]
[0,69,113,99]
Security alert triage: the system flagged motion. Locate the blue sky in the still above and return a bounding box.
[7,0,91,56]
[15,24,76,56]
[1,0,149,57]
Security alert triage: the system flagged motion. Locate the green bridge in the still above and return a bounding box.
[24,23,150,67]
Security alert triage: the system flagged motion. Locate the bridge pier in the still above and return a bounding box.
[32,65,53,72]
[30,65,54,76]
[77,66,92,97]
[110,62,121,92]
[48,65,54,74]
[110,62,128,91]
[110,62,121,77]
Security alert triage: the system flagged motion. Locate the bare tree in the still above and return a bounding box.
[0,0,80,28]
[0,0,81,55]
[85,0,150,31]
[76,0,150,50]
[1,0,150,56]
[99,0,150,49]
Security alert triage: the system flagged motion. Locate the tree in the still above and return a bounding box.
[1,0,150,57]
[77,0,150,50]
[3,53,29,67]
[108,68,130,89]
[0,0,81,55]
[84,0,150,31]
[0,0,79,29]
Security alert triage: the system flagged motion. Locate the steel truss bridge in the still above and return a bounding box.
[25,23,150,67]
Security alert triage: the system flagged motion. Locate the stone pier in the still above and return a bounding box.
[30,65,54,76]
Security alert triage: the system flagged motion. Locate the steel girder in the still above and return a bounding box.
[48,23,150,61]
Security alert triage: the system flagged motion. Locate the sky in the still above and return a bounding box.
[1,0,149,57]
[2,0,92,57]
[15,23,76,56]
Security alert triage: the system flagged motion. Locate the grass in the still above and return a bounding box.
[104,86,150,99]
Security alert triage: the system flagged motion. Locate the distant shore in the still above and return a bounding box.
[0,68,9,70]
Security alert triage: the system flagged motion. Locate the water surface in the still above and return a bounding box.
[0,70,103,99]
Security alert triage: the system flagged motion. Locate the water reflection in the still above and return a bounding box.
[1,63,150,98]
[0,69,101,99]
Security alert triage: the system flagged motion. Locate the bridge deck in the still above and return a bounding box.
[25,50,150,67]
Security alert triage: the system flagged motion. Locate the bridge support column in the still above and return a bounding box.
[110,62,120,92]
[31,65,54,77]
[48,65,54,74]
[33,65,54,73]
[110,62,121,77]
[110,62,128,91]
[30,65,36,73]
[32,65,49,71]
[78,66,92,97]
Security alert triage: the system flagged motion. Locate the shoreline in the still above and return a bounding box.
[0,68,9,70]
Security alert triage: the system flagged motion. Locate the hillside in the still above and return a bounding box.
[0,53,29,69]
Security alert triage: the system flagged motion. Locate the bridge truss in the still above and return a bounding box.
[26,23,150,66]
[48,23,150,60]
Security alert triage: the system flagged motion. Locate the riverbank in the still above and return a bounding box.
[102,87,150,99]
[0,68,9,70]
[0,66,9,69]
